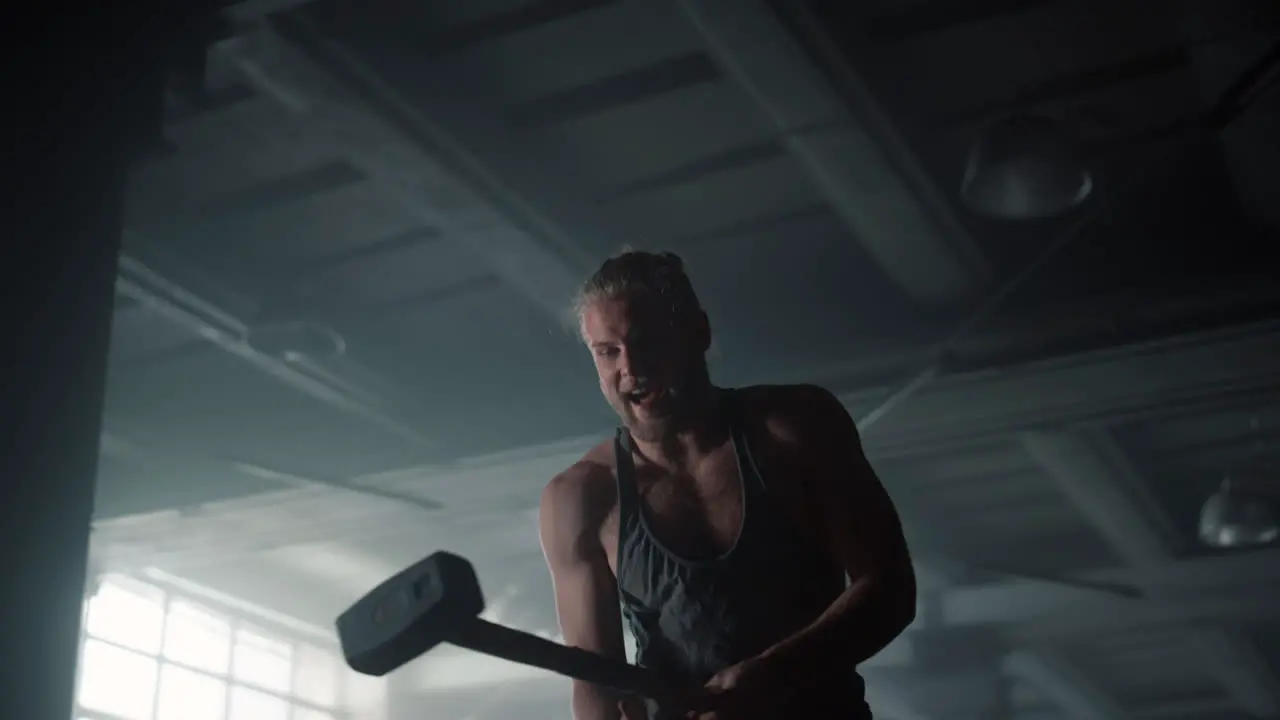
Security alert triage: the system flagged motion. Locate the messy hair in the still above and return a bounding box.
[569,249,703,338]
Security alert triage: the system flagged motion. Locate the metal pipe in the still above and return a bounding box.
[856,39,1280,433]
[229,461,444,511]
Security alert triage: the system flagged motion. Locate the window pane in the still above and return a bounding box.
[232,626,293,693]
[293,644,338,707]
[77,638,159,720]
[294,709,336,720]
[163,600,232,674]
[228,686,290,720]
[85,576,166,654]
[155,664,227,720]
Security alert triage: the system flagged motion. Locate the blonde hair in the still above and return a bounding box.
[569,249,703,339]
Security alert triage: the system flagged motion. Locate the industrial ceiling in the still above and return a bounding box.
[91,1,1280,718]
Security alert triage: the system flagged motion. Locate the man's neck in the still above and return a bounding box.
[635,386,729,470]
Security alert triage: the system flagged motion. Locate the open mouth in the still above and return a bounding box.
[624,386,665,408]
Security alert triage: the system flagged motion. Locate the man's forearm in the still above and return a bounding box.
[572,681,621,720]
[758,574,915,675]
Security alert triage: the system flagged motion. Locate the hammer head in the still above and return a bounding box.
[337,551,485,676]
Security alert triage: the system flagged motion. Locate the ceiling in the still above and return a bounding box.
[91,0,1280,718]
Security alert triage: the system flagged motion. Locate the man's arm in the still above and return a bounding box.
[539,464,627,720]
[757,385,917,674]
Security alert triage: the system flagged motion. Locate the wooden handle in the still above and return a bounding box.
[450,618,667,698]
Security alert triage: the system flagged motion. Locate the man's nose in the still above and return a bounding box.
[617,346,653,379]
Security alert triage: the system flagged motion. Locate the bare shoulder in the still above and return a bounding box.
[539,440,617,544]
[734,383,853,445]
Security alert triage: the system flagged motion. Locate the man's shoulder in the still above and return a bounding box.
[734,383,847,430]
[541,439,617,520]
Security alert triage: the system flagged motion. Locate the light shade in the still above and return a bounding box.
[961,114,1093,221]
[245,320,347,362]
[1199,479,1279,549]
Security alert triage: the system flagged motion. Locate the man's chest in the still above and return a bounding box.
[601,435,817,569]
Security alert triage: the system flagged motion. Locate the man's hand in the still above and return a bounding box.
[617,685,718,720]
[693,655,795,720]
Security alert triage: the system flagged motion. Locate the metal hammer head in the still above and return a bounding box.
[336,551,485,676]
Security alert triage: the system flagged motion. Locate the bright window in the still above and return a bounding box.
[163,599,232,674]
[228,685,291,720]
[77,638,159,720]
[76,576,353,720]
[294,643,340,707]
[232,626,294,694]
[85,575,166,654]
[155,664,227,720]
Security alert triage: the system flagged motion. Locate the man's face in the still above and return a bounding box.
[580,293,709,442]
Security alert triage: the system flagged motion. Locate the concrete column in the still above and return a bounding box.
[3,8,162,718]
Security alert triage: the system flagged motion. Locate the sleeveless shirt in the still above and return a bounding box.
[613,391,871,719]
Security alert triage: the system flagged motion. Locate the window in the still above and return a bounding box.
[155,665,226,720]
[85,575,166,654]
[228,686,291,720]
[294,643,340,707]
[76,576,352,720]
[163,600,232,674]
[232,626,293,694]
[78,638,158,719]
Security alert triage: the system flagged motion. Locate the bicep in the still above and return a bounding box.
[547,550,627,659]
[797,388,914,582]
[538,477,626,660]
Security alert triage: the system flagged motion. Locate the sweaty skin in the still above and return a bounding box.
[539,295,916,720]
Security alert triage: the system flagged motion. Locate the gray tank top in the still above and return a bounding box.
[613,391,871,719]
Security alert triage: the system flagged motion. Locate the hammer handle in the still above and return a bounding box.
[451,618,668,698]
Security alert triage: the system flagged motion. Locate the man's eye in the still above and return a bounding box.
[596,347,619,358]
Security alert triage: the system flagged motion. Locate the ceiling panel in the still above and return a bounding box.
[201,180,426,264]
[664,226,924,385]
[959,524,1119,575]
[532,80,779,193]
[416,0,549,30]
[428,0,701,107]
[93,447,289,520]
[102,348,436,483]
[296,235,495,310]
[107,302,204,367]
[127,99,341,222]
[597,153,823,242]
[1061,628,1226,705]
[1014,0,1186,73]
[349,283,612,457]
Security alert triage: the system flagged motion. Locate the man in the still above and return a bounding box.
[539,250,916,719]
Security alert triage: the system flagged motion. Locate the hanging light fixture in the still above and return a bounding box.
[245,319,347,363]
[960,113,1094,221]
[244,286,347,363]
[1199,477,1279,550]
[1200,415,1279,550]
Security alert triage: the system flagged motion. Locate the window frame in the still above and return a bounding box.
[75,575,347,720]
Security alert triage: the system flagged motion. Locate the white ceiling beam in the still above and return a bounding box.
[939,547,1280,633]
[981,431,1138,720]
[1004,649,1126,720]
[1187,626,1280,718]
[223,0,315,23]
[1018,429,1176,566]
[214,24,588,321]
[677,0,989,304]
[1020,429,1280,714]
[92,323,1280,566]
[854,319,1280,458]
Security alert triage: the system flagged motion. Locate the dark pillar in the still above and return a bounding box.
[3,9,167,718]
